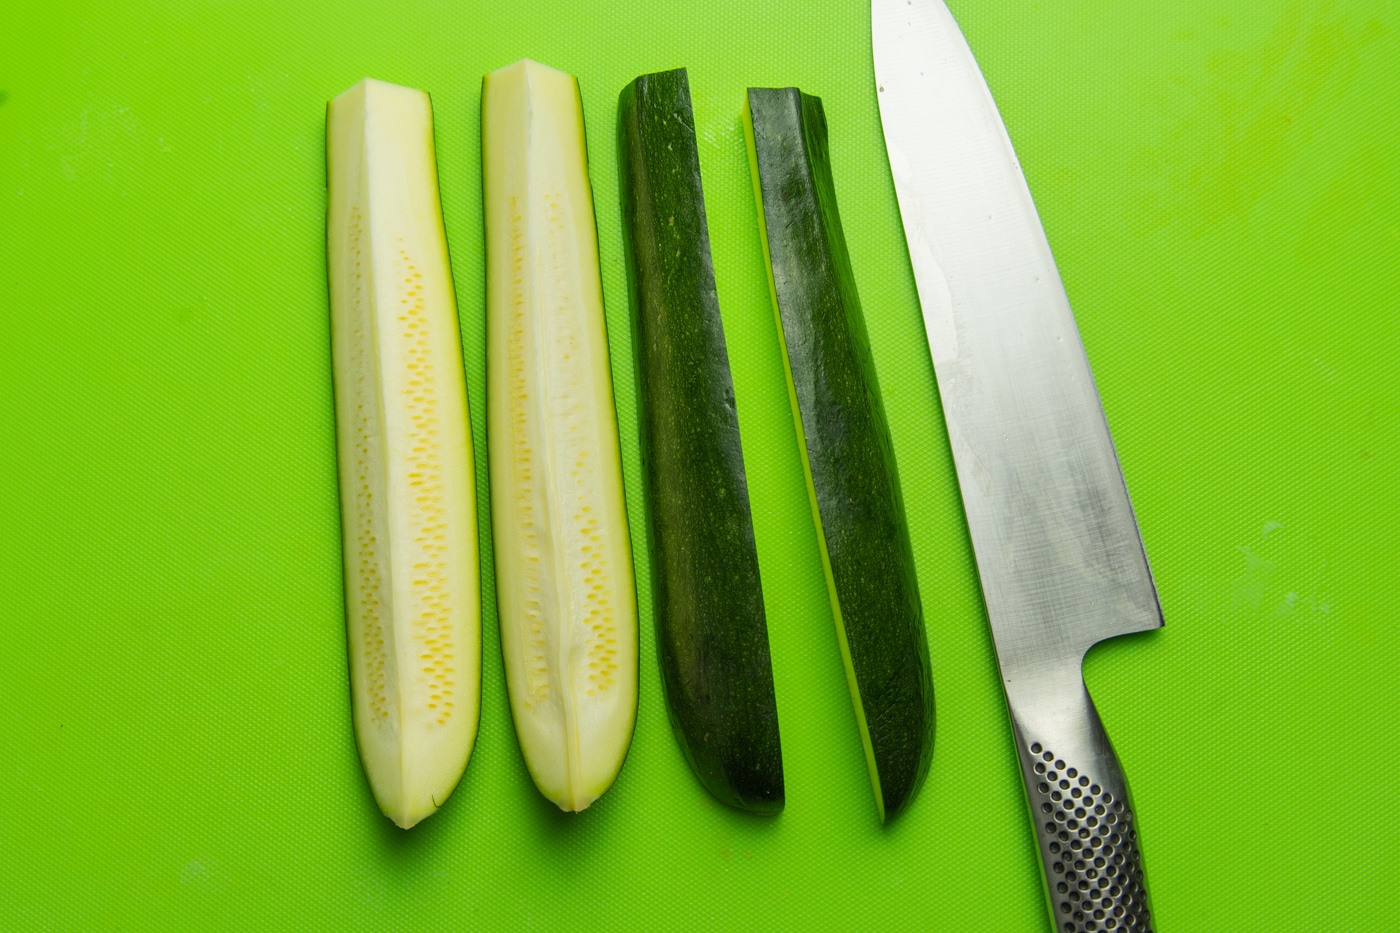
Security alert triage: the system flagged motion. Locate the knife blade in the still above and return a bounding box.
[871,2,1162,930]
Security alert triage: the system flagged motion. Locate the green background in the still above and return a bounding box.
[2,1,1396,929]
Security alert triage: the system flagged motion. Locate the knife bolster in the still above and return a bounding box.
[1005,672,1154,933]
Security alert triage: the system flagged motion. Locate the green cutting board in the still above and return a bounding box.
[2,1,1397,930]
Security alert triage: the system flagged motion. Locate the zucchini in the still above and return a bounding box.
[618,68,784,814]
[744,86,934,822]
[326,78,481,828]
[482,59,639,812]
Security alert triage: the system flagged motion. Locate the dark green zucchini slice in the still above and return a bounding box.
[618,68,784,814]
[744,86,934,823]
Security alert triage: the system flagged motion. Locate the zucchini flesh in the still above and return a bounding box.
[326,78,481,829]
[744,87,934,822]
[482,59,638,812]
[618,68,783,814]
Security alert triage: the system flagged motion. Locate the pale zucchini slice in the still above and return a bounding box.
[482,59,638,812]
[327,78,481,828]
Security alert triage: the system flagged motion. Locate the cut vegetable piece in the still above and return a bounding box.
[482,59,638,812]
[744,86,934,823]
[618,68,784,814]
[326,78,481,829]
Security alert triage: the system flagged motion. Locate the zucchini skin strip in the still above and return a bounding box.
[619,68,784,814]
[745,86,934,823]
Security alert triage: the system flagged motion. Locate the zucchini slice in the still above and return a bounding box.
[744,86,934,822]
[618,68,784,814]
[326,78,481,829]
[482,59,639,812]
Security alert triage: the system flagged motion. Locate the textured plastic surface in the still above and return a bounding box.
[0,1,1396,931]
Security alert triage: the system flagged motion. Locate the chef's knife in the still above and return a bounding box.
[872,2,1162,930]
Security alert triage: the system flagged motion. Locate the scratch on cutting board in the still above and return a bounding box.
[1233,522,1332,620]
[1232,544,1275,607]
[180,858,228,894]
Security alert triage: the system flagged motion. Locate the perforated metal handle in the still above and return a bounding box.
[1008,674,1154,933]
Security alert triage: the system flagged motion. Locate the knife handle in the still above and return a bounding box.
[1008,673,1153,933]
